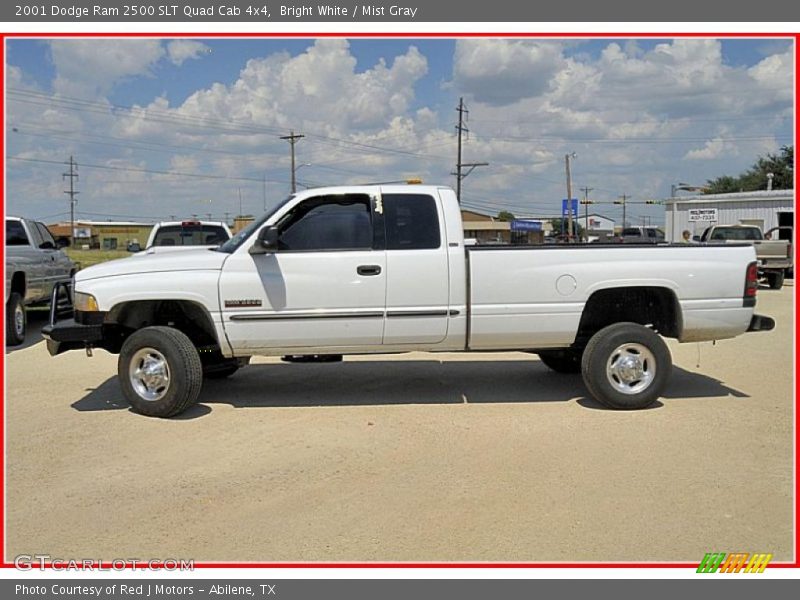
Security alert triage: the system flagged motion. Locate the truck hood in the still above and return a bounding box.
[76,248,228,282]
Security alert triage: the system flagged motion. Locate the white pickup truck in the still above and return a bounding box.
[42,185,774,417]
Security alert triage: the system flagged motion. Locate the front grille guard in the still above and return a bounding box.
[49,280,74,327]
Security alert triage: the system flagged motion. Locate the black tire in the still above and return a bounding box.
[581,322,671,410]
[5,292,26,346]
[118,326,203,417]
[538,349,583,373]
[204,361,240,379]
[767,271,785,290]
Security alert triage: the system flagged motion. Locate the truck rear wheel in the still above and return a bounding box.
[537,349,582,373]
[5,292,26,346]
[581,322,671,410]
[767,271,785,290]
[118,326,203,417]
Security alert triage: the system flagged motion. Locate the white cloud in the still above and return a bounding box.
[453,40,565,105]
[166,40,210,66]
[50,39,165,98]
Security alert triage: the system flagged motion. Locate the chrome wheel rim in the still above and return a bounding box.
[13,304,24,336]
[606,343,656,395]
[129,347,171,401]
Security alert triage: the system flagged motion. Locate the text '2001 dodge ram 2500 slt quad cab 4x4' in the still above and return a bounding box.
[42,185,775,417]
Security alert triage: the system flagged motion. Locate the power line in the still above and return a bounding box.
[8,155,277,184]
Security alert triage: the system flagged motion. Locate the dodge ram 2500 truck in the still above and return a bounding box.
[42,185,774,417]
[5,216,76,346]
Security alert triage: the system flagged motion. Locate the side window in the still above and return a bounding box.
[383,194,441,250]
[35,222,56,247]
[279,195,373,251]
[5,220,30,246]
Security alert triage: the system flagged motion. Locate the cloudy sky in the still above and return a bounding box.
[4,37,794,225]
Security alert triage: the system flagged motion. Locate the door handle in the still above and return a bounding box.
[357,265,382,276]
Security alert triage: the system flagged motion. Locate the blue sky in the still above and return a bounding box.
[5,38,794,225]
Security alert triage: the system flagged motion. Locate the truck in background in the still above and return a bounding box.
[5,217,76,346]
[700,224,792,289]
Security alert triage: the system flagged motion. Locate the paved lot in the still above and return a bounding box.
[4,286,794,563]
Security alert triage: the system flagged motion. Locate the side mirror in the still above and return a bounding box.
[249,225,279,255]
[40,240,55,250]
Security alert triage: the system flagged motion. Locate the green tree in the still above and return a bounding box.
[705,145,793,194]
[496,210,515,221]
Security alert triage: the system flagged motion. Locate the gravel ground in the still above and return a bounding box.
[4,285,794,563]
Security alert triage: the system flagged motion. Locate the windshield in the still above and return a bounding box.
[216,195,295,254]
[150,224,230,247]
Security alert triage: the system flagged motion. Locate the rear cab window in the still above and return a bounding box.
[382,193,441,250]
[5,220,30,246]
[151,224,230,247]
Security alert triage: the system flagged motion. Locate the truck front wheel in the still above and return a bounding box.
[118,326,203,417]
[5,292,26,346]
[581,322,671,410]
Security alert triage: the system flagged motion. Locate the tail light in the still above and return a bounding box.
[787,242,792,259]
[744,261,758,302]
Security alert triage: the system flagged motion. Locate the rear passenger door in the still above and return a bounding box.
[381,190,450,345]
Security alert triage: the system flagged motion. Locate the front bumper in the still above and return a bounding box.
[42,319,105,355]
[747,314,776,332]
[41,280,107,356]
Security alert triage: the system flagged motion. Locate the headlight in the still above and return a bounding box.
[74,292,99,312]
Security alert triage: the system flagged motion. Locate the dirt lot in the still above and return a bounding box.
[4,286,794,563]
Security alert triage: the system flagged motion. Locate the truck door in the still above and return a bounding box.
[219,191,387,351]
[381,190,450,345]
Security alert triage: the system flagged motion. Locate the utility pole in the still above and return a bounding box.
[564,153,576,240]
[280,130,304,193]
[238,187,243,217]
[615,194,629,229]
[262,173,267,212]
[62,155,79,242]
[580,186,593,241]
[452,97,489,202]
[455,97,467,201]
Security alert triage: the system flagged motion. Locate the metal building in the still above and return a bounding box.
[663,189,794,242]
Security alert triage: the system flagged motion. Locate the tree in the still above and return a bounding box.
[496,210,515,221]
[705,145,793,194]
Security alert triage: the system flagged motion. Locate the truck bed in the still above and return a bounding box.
[465,243,757,348]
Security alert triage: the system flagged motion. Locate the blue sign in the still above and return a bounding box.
[511,219,542,232]
[561,198,579,218]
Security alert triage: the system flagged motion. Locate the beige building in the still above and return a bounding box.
[48,221,154,250]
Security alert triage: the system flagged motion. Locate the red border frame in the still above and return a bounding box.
[0,29,797,571]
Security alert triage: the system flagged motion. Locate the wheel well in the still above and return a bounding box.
[575,287,682,346]
[106,300,219,352]
[10,272,26,297]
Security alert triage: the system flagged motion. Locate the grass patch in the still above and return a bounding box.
[66,249,131,270]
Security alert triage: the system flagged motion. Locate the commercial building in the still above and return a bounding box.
[47,221,154,250]
[663,189,794,242]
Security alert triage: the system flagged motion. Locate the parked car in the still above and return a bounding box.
[5,217,76,345]
[700,224,792,289]
[43,185,773,417]
[618,226,665,244]
[140,220,232,254]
